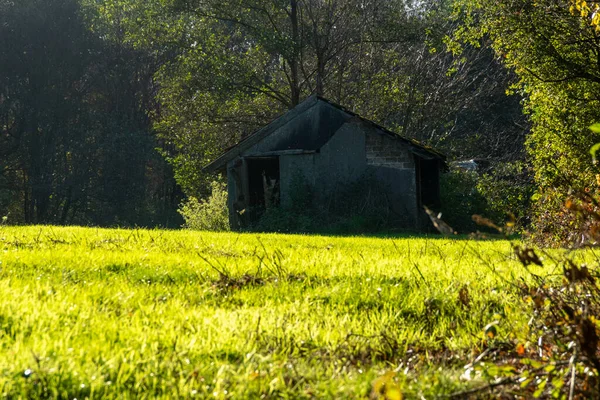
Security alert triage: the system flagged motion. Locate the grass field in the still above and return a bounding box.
[0,226,552,398]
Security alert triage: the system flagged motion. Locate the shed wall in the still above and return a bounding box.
[367,165,419,229]
[364,128,420,229]
[279,154,315,208]
[313,121,367,197]
[366,132,415,169]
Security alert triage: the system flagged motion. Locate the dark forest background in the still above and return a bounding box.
[0,0,182,226]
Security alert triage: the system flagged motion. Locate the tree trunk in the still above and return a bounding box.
[290,0,301,106]
[316,51,325,96]
[60,186,73,225]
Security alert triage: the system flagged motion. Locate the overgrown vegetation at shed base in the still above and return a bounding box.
[179,181,230,231]
[0,226,567,398]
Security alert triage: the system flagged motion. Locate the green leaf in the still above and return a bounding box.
[533,379,548,398]
[521,359,544,369]
[551,377,565,390]
[520,377,533,388]
[590,123,600,133]
[590,143,600,163]
[544,364,556,373]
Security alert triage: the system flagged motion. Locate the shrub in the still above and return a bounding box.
[477,161,534,229]
[440,162,534,233]
[439,169,489,233]
[179,181,230,231]
[450,142,600,398]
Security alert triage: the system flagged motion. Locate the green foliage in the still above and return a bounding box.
[476,161,535,228]
[179,181,230,231]
[439,169,489,233]
[0,225,539,398]
[439,163,534,234]
[450,0,600,243]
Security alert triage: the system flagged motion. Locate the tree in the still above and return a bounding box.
[451,0,600,241]
[87,0,526,198]
[0,0,180,226]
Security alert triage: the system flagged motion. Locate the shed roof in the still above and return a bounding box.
[204,95,446,172]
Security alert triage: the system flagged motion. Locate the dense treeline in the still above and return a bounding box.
[84,0,527,196]
[1,0,535,229]
[0,0,181,226]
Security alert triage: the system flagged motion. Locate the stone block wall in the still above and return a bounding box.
[366,132,415,169]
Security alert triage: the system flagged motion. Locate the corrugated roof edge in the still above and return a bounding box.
[203,95,446,173]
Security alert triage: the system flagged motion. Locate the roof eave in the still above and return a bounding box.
[203,95,320,173]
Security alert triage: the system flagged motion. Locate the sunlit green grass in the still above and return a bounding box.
[0,226,549,398]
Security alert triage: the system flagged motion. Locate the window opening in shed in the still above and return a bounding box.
[246,157,280,219]
[416,158,440,208]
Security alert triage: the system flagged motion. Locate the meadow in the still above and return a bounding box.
[0,226,553,398]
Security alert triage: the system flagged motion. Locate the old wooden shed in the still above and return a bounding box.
[204,95,446,231]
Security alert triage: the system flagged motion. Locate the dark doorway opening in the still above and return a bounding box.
[416,158,440,208]
[246,157,280,220]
